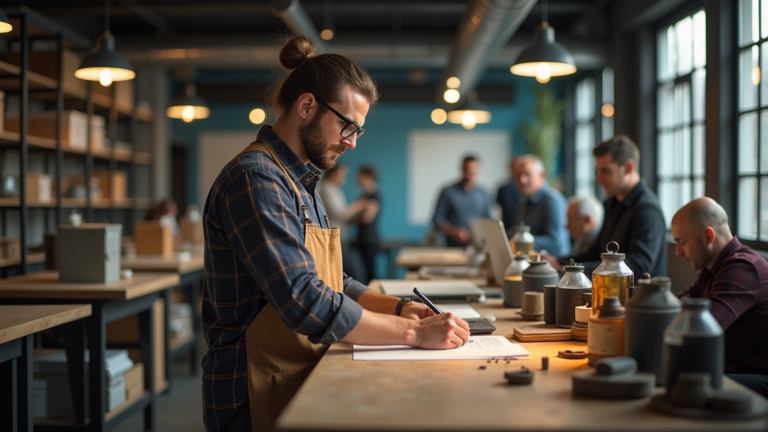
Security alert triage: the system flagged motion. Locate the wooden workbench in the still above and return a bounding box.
[395,247,469,270]
[277,280,767,432]
[0,271,180,432]
[0,304,91,432]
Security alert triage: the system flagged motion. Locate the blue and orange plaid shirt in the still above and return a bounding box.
[201,125,368,431]
[677,237,768,375]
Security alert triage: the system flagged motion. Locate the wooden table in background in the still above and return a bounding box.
[277,279,768,432]
[0,304,91,432]
[122,247,205,383]
[395,247,469,270]
[0,271,180,432]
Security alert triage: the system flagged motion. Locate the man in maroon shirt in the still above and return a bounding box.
[672,197,768,396]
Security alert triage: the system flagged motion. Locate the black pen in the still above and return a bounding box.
[412,287,443,314]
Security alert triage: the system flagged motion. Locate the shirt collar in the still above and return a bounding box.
[528,184,549,204]
[258,125,320,187]
[703,237,743,277]
[617,179,646,208]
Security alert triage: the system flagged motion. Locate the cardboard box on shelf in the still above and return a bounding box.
[0,50,86,93]
[123,363,144,402]
[93,80,135,107]
[134,221,173,256]
[6,110,105,151]
[26,173,52,202]
[0,237,20,260]
[92,171,127,200]
[58,223,122,283]
[110,298,166,393]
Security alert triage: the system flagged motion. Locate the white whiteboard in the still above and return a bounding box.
[197,131,257,207]
[408,130,511,225]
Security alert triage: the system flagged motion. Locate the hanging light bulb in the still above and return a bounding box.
[444,89,460,104]
[99,68,113,87]
[321,28,334,40]
[510,1,576,82]
[431,108,447,125]
[181,106,195,123]
[535,63,551,83]
[446,77,461,89]
[75,1,135,85]
[448,92,491,129]
[249,108,266,124]
[0,8,14,34]
[167,84,210,123]
[461,111,477,130]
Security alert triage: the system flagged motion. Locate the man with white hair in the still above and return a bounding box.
[566,195,604,256]
[512,154,570,256]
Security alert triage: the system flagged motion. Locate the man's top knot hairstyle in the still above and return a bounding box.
[268,35,379,117]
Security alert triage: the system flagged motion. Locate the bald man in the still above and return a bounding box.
[511,154,570,256]
[672,197,768,396]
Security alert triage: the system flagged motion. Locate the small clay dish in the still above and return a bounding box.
[504,367,534,385]
[558,350,588,359]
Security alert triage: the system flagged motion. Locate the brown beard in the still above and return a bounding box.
[299,111,346,169]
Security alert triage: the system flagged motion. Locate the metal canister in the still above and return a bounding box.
[510,221,535,256]
[503,254,530,308]
[521,258,559,294]
[555,260,592,328]
[591,241,634,314]
[625,276,681,383]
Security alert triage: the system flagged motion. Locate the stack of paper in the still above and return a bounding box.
[353,335,530,361]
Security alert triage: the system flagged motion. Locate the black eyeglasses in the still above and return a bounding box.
[315,97,365,139]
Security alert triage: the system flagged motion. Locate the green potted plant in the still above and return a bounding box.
[521,88,565,187]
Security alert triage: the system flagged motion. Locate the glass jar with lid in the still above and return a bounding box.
[591,241,634,314]
[555,259,592,328]
[510,221,534,256]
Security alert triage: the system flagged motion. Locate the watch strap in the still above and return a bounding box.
[395,298,413,316]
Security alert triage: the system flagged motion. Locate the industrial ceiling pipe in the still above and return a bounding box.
[270,0,328,53]
[436,0,537,108]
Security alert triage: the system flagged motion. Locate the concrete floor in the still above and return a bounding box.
[113,338,206,432]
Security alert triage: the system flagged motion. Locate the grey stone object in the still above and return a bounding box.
[555,261,592,328]
[625,276,681,383]
[572,356,655,399]
[521,260,558,294]
[59,223,122,283]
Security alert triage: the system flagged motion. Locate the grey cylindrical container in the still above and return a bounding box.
[663,298,724,390]
[522,260,559,294]
[543,284,557,324]
[503,254,530,308]
[555,261,592,328]
[625,276,681,383]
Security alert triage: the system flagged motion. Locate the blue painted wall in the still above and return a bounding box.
[172,72,564,242]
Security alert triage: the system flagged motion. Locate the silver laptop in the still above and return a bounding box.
[380,280,486,302]
[480,218,514,287]
[468,218,486,250]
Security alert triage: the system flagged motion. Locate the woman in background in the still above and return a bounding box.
[354,166,381,283]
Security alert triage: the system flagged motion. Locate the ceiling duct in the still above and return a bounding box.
[270,0,328,53]
[436,0,537,107]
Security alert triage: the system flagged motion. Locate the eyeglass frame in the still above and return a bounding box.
[314,96,365,139]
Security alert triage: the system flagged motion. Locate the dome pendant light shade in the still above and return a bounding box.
[75,31,135,86]
[0,8,13,33]
[510,22,576,81]
[447,96,491,130]
[167,84,210,123]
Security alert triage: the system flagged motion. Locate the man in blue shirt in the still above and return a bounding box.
[432,155,492,247]
[497,157,524,230]
[512,154,570,256]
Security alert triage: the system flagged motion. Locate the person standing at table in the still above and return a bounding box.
[432,155,491,247]
[672,197,768,397]
[566,195,604,256]
[353,165,381,283]
[512,154,570,256]
[543,135,666,280]
[497,157,524,230]
[318,163,368,281]
[201,36,469,432]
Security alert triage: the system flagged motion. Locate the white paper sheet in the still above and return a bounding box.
[434,303,481,319]
[353,335,530,361]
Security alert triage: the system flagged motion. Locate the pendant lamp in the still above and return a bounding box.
[447,93,491,130]
[510,0,576,83]
[0,8,13,33]
[75,0,135,87]
[167,84,210,123]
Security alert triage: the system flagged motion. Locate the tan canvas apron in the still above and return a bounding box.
[239,139,343,431]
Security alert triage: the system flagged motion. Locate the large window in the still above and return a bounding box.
[656,10,706,227]
[738,0,768,242]
[574,68,614,197]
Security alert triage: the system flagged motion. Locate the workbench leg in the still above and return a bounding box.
[18,335,33,432]
[189,276,201,376]
[161,289,172,394]
[63,318,87,423]
[138,307,156,432]
[88,304,106,432]
[0,357,18,432]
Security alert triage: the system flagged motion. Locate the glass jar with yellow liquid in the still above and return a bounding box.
[591,241,634,314]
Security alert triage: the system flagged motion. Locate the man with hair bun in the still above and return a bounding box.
[201,35,470,432]
[672,197,768,396]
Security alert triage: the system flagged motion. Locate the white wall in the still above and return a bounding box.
[197,131,256,207]
[407,130,511,225]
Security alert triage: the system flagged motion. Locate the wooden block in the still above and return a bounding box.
[123,362,144,401]
[92,171,127,200]
[512,323,575,342]
[26,173,52,202]
[134,221,173,256]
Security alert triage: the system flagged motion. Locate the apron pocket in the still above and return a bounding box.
[272,372,309,409]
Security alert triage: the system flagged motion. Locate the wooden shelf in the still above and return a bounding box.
[0,197,152,209]
[0,252,45,268]
[105,390,150,422]
[0,130,152,165]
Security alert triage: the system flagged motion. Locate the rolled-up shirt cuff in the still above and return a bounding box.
[311,293,364,345]
[344,279,370,301]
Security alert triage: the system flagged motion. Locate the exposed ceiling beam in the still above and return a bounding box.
[270,0,328,52]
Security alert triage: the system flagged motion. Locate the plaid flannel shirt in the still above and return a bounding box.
[201,125,369,431]
[677,237,768,375]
